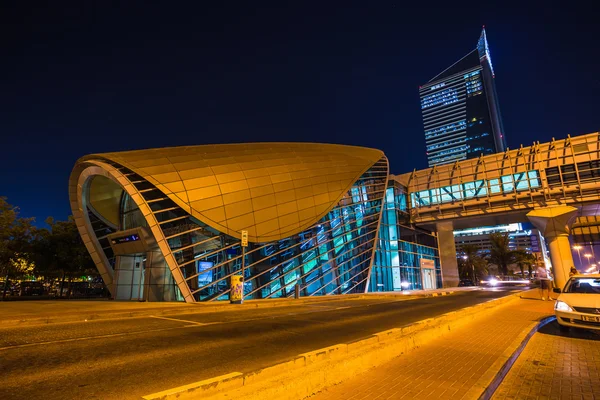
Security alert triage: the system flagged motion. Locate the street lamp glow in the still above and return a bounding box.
[584,253,592,258]
[573,245,582,250]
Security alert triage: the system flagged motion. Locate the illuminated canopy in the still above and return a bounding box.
[78,143,384,242]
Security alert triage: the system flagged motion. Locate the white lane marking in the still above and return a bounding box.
[149,315,215,326]
[0,297,438,350]
[0,325,190,352]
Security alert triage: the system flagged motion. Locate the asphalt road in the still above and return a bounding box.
[0,288,523,400]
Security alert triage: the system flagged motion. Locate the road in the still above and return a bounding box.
[0,288,523,400]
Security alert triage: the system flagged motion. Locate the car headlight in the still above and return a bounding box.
[554,300,573,312]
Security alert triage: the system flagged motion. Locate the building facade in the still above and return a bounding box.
[420,28,507,167]
[454,223,542,253]
[70,143,441,303]
[370,179,441,292]
[454,223,551,275]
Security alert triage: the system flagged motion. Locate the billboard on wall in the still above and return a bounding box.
[419,258,435,269]
[197,261,213,286]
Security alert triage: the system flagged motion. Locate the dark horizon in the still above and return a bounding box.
[2,2,599,225]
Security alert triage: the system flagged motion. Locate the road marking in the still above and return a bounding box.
[0,295,467,351]
[0,325,192,352]
[149,315,214,326]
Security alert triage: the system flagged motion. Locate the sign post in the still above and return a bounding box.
[230,231,248,304]
[240,230,248,302]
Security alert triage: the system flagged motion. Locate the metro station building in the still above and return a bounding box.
[70,143,441,302]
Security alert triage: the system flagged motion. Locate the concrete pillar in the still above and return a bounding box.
[436,221,460,288]
[527,205,578,289]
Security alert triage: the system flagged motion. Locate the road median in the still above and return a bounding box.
[141,289,525,400]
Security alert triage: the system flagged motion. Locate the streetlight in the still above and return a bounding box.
[573,245,583,266]
[461,255,476,284]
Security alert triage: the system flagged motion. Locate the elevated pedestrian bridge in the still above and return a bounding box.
[398,132,600,289]
[400,131,600,230]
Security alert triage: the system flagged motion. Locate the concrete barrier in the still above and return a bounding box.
[141,372,244,400]
[142,290,526,400]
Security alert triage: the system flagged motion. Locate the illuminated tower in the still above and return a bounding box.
[419,28,507,167]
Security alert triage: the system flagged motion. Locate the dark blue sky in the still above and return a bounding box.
[1,1,599,224]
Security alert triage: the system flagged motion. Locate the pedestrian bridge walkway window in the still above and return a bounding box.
[411,170,540,207]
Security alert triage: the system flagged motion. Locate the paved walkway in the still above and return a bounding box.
[309,297,554,400]
[493,320,600,400]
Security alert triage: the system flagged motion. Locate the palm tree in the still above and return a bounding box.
[513,250,536,278]
[487,232,515,276]
[458,244,487,283]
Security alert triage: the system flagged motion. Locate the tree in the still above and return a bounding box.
[487,232,515,276]
[458,244,487,282]
[33,217,96,298]
[0,197,35,300]
[513,250,536,278]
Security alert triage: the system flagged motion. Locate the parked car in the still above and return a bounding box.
[554,274,600,332]
[0,281,17,296]
[458,279,474,287]
[18,281,45,296]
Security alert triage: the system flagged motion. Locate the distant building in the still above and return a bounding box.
[454,223,542,253]
[454,223,551,274]
[419,28,507,167]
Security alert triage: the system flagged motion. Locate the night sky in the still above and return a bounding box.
[2,1,599,225]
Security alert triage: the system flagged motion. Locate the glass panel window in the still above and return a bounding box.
[501,175,514,193]
[528,170,541,188]
[489,179,501,194]
[513,172,529,191]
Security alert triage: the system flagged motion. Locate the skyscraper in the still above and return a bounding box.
[419,28,507,167]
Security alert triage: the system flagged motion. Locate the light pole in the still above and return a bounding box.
[573,245,583,267]
[462,255,476,284]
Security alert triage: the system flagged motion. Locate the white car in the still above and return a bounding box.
[554,274,600,332]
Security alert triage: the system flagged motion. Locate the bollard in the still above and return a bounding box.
[295,282,300,299]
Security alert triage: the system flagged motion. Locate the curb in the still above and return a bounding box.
[0,290,461,327]
[474,315,555,400]
[141,290,521,400]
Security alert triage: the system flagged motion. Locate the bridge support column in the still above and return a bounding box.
[436,221,459,288]
[527,206,578,290]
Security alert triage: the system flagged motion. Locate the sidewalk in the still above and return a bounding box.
[0,287,465,326]
[309,297,554,400]
[493,320,600,400]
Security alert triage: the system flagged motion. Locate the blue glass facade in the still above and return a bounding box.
[370,180,441,292]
